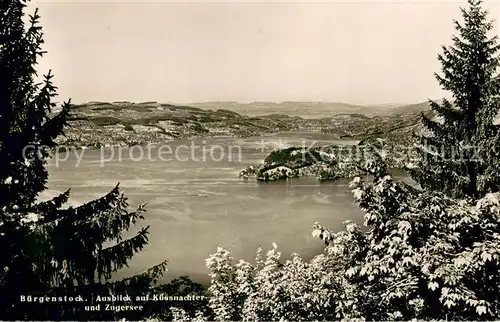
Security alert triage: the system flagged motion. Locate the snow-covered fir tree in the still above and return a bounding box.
[408,0,500,199]
[0,1,167,319]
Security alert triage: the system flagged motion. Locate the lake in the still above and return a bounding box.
[41,132,367,284]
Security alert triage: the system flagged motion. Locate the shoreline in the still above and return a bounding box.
[53,130,358,152]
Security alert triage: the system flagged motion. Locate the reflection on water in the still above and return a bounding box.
[40,133,396,284]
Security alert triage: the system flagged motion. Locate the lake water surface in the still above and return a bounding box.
[41,132,367,284]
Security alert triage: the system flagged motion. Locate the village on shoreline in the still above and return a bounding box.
[57,100,430,150]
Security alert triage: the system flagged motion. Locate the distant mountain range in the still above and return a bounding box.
[170,100,434,118]
[52,100,435,118]
[52,99,437,150]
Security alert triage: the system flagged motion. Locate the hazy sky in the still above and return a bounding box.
[29,0,500,105]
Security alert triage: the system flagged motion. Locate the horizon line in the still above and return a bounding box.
[63,98,447,107]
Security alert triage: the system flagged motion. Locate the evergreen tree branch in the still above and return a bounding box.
[428,99,462,123]
[97,226,150,281]
[34,189,71,215]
